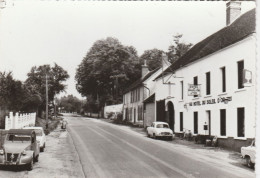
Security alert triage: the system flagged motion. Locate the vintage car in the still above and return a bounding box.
[23,126,46,152]
[147,122,174,140]
[0,129,40,171]
[241,140,255,168]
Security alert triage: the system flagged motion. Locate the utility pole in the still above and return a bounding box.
[46,74,48,129]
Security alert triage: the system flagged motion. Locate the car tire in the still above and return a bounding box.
[153,133,156,139]
[34,154,39,162]
[27,158,33,171]
[169,137,173,141]
[147,131,150,138]
[246,156,254,168]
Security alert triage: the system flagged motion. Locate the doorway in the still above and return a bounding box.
[206,110,211,136]
[167,101,175,132]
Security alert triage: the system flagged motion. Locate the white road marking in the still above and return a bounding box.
[68,126,108,178]
[87,126,167,178]
[95,126,195,178]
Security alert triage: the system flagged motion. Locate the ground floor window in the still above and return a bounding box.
[125,108,128,121]
[138,105,143,121]
[237,107,245,137]
[220,109,226,136]
[180,112,183,132]
[194,112,198,134]
[129,108,132,122]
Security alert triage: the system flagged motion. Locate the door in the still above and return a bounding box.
[167,101,175,132]
[206,111,211,136]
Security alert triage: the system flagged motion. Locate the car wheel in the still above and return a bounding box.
[34,154,39,162]
[27,158,33,171]
[169,137,173,141]
[153,133,156,139]
[246,156,254,168]
[147,131,150,138]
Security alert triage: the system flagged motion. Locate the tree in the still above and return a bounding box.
[25,63,69,115]
[139,49,165,70]
[58,95,82,113]
[167,34,193,63]
[75,37,140,106]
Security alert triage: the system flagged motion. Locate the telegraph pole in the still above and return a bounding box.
[46,74,48,129]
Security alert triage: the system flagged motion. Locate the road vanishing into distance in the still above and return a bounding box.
[65,114,254,178]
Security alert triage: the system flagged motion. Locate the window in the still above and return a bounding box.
[237,107,245,137]
[220,109,226,136]
[221,67,226,92]
[180,112,183,132]
[180,81,183,100]
[194,112,198,134]
[206,72,210,95]
[237,60,244,89]
[193,76,198,97]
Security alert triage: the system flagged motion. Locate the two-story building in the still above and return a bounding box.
[153,4,256,151]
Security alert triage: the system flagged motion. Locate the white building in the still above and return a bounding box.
[154,5,256,152]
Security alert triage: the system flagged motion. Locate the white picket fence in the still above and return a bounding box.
[5,112,36,130]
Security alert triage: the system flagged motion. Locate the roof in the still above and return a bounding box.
[155,9,255,80]
[143,93,155,103]
[123,67,160,94]
[8,129,35,135]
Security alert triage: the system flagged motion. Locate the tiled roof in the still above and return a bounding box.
[123,67,160,94]
[155,8,255,80]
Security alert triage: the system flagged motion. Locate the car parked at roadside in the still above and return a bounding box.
[241,139,255,168]
[23,126,46,152]
[147,122,174,140]
[0,129,40,171]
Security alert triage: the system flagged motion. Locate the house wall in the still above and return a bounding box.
[155,35,256,151]
[144,102,155,128]
[123,86,145,125]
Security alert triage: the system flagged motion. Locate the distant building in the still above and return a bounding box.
[153,4,256,152]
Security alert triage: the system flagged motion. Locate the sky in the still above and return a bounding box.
[0,0,256,99]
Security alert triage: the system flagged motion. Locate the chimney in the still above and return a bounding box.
[141,60,149,78]
[226,1,241,26]
[161,53,170,69]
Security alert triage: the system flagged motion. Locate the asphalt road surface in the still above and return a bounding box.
[66,114,254,178]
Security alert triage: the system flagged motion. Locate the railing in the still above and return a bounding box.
[5,112,36,130]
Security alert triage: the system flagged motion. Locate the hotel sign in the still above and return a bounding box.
[188,84,201,96]
[188,96,232,107]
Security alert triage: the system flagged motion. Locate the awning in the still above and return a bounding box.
[143,93,155,103]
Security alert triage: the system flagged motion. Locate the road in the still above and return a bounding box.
[66,114,255,178]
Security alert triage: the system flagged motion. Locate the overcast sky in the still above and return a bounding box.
[0,0,256,99]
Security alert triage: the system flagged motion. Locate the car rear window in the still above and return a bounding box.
[156,124,169,128]
[7,134,31,142]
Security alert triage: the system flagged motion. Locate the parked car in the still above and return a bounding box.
[147,122,174,140]
[23,126,46,152]
[0,129,40,171]
[241,139,255,168]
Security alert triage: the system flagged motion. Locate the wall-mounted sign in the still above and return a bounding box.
[188,96,232,107]
[188,84,201,96]
[243,69,252,87]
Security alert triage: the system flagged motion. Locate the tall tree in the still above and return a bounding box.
[58,95,82,113]
[139,49,165,70]
[25,63,69,115]
[167,34,193,63]
[75,37,140,105]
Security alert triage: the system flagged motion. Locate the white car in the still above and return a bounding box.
[241,140,255,168]
[23,126,46,152]
[147,122,174,140]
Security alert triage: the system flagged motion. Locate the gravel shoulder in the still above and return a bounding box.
[0,123,84,178]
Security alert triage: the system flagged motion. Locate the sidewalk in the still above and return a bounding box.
[96,117,253,172]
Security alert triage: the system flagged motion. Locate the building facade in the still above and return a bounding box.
[154,8,256,151]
